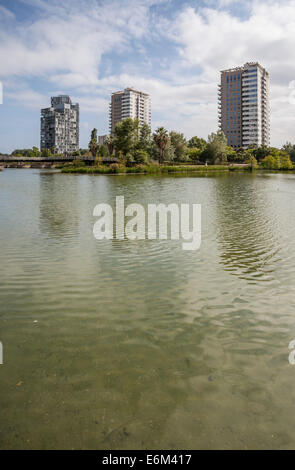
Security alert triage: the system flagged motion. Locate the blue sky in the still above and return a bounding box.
[0,0,295,152]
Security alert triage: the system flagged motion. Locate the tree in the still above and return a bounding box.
[138,123,152,154]
[187,147,201,162]
[41,148,52,158]
[72,159,85,167]
[188,136,207,151]
[169,131,188,162]
[153,127,169,164]
[11,148,41,157]
[32,146,41,157]
[201,131,227,164]
[25,147,41,158]
[89,128,99,158]
[252,145,270,162]
[247,155,258,170]
[117,150,126,166]
[134,149,149,164]
[282,142,295,162]
[114,118,139,157]
[125,152,135,167]
[105,135,114,157]
[226,146,238,163]
[280,155,293,170]
[11,149,24,156]
[187,136,207,163]
[163,139,175,161]
[98,144,109,159]
[235,148,248,163]
[261,155,280,169]
[262,154,293,170]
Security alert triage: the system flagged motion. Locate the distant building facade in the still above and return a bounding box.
[41,95,79,154]
[109,88,151,134]
[218,62,270,149]
[98,135,108,146]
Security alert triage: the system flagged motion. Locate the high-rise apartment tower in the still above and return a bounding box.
[218,62,270,149]
[41,95,79,154]
[109,88,151,134]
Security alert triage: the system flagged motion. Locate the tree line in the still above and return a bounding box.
[84,118,294,169]
[8,117,295,170]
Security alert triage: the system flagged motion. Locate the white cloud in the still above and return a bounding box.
[0,5,15,19]
[167,0,295,145]
[5,88,46,109]
[72,95,109,114]
[1,0,295,148]
[86,72,217,137]
[0,0,163,84]
[171,2,295,79]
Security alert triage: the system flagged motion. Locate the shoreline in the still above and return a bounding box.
[60,164,248,175]
[1,163,295,175]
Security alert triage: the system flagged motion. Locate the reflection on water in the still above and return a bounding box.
[39,173,79,238]
[1,170,295,449]
[215,174,281,281]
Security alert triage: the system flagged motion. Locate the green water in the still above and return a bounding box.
[1,168,295,450]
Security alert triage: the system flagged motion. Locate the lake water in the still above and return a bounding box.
[1,168,295,449]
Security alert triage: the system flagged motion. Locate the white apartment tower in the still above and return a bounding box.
[109,88,151,134]
[218,62,270,149]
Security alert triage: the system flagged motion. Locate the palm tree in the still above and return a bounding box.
[105,135,114,157]
[89,128,99,159]
[153,127,169,164]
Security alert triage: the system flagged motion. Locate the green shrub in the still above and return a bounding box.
[280,155,293,170]
[246,156,258,170]
[260,154,293,170]
[261,155,280,169]
[187,148,201,162]
[109,163,125,173]
[134,150,149,164]
[72,159,85,167]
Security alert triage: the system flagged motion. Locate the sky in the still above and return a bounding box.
[0,0,295,153]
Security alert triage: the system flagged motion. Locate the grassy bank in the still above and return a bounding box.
[60,163,246,175]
